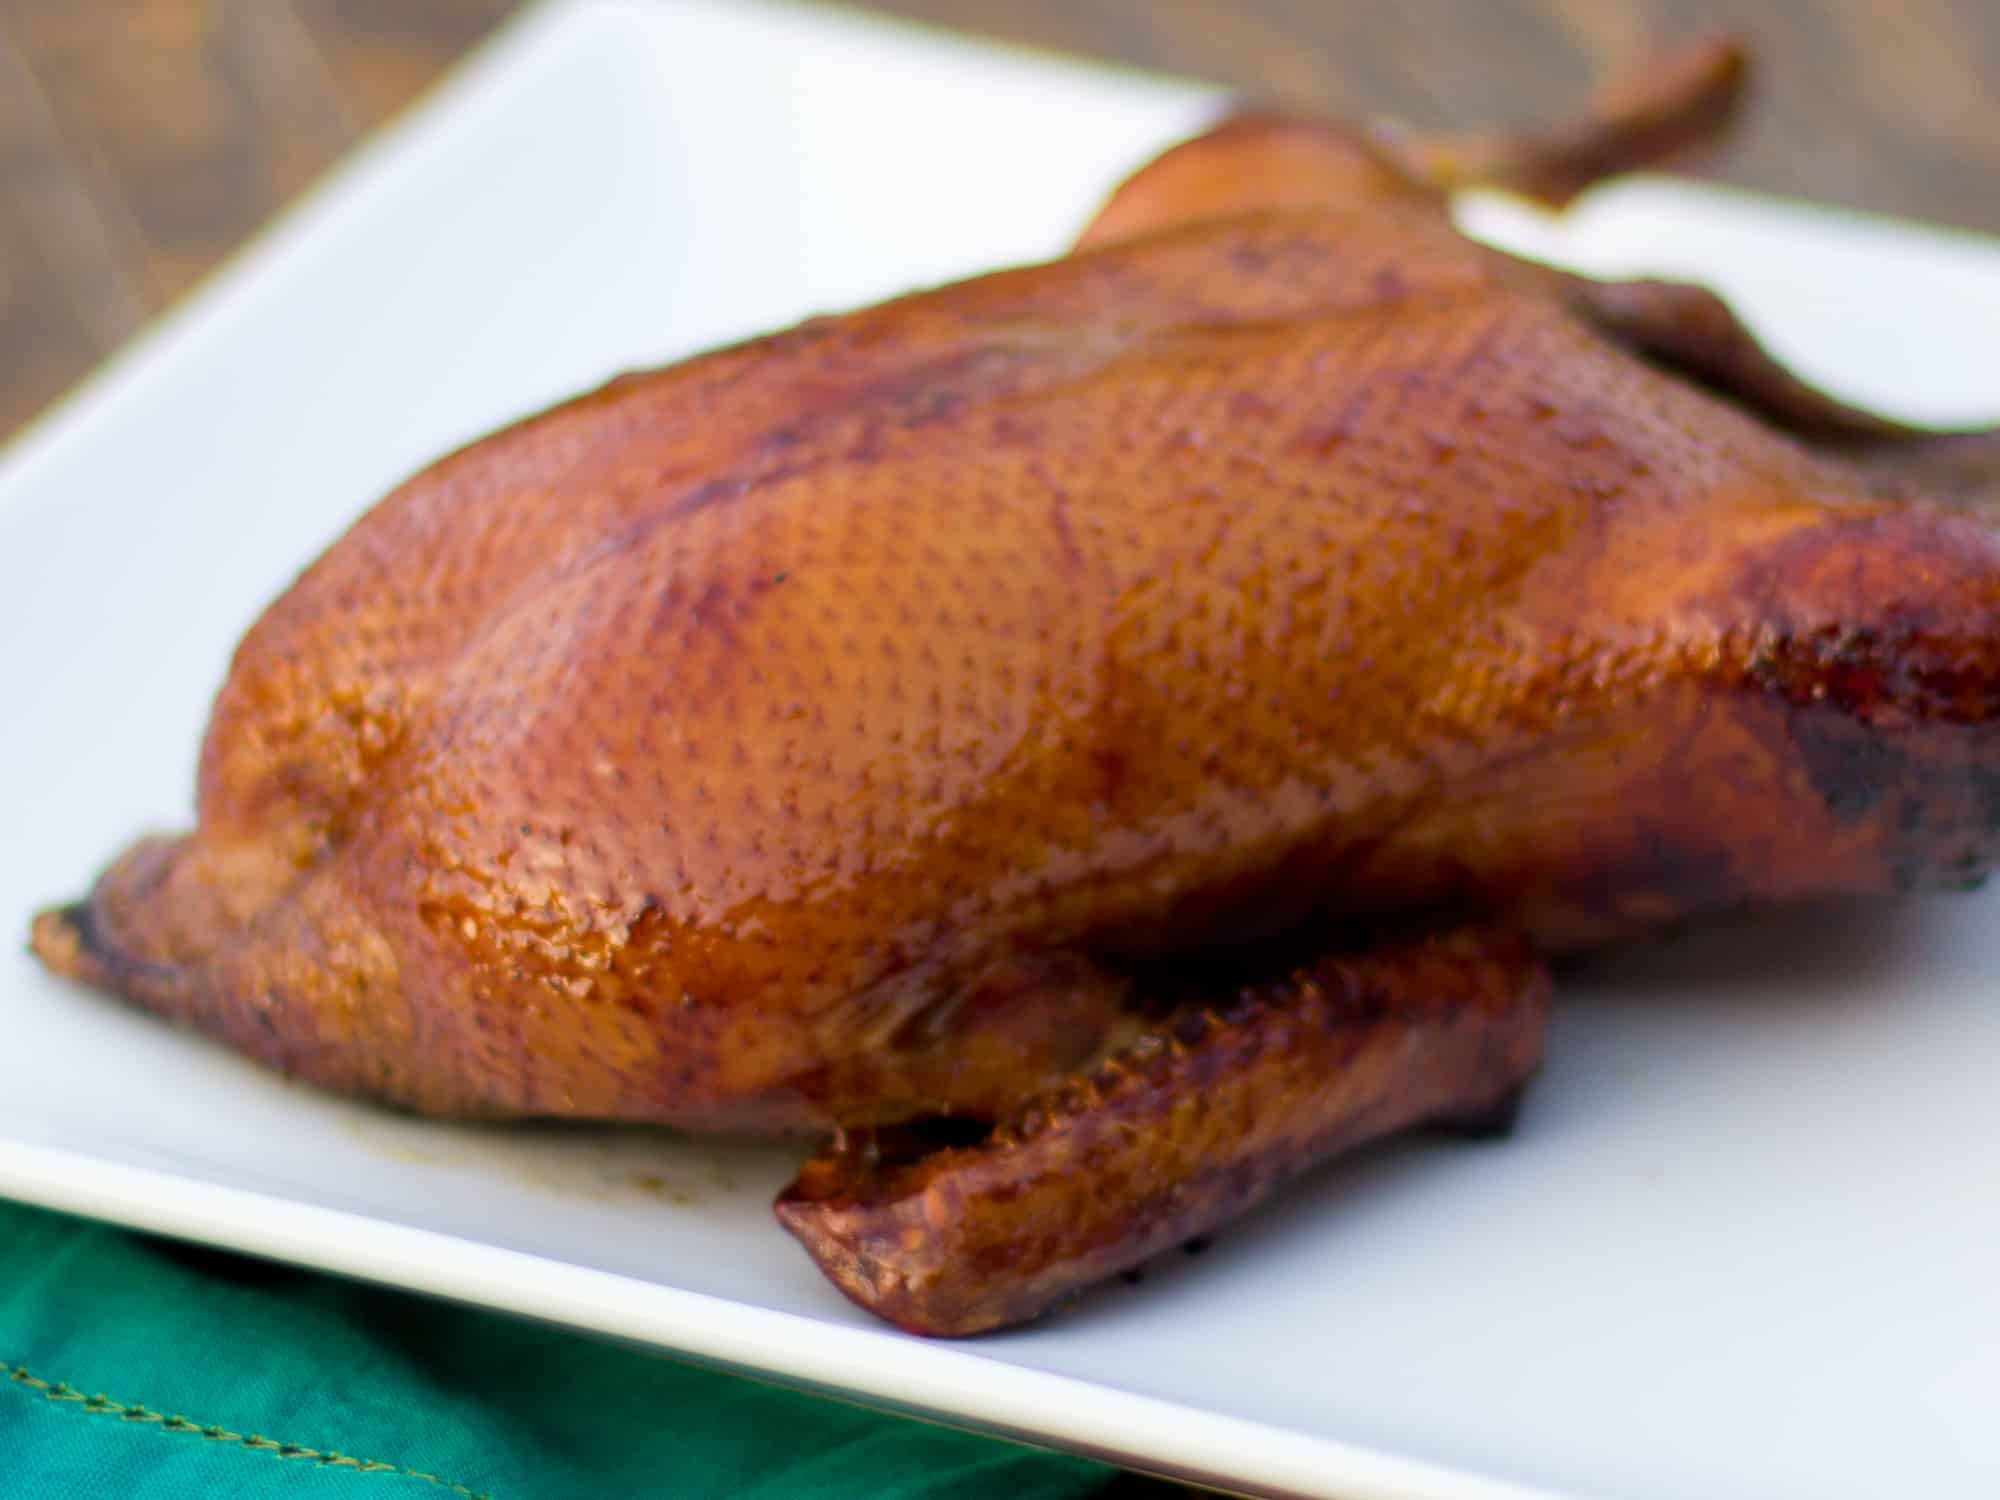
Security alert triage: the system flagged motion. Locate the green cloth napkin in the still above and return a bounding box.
[0,1199,1111,1499]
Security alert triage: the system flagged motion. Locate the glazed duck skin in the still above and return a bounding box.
[32,37,2000,1333]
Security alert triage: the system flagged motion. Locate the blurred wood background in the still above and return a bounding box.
[4,0,1997,442]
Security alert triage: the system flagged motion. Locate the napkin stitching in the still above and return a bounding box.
[3,1361,492,1498]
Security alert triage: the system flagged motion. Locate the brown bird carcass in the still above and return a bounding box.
[32,37,2000,1335]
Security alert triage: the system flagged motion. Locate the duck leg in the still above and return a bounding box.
[1074,32,1746,251]
[775,929,1547,1337]
[1383,29,1749,208]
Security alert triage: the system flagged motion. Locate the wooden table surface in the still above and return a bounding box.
[0,0,1991,1491]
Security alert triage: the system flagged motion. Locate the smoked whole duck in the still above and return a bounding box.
[31,36,2000,1334]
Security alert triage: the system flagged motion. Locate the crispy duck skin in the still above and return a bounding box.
[30,36,2000,1333]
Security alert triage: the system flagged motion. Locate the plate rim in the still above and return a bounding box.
[0,1140,1567,1500]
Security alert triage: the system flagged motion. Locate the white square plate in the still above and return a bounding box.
[4,3,1998,1497]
